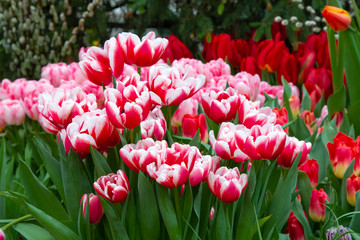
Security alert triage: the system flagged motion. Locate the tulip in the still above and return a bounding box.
[146,143,201,188]
[346,174,360,207]
[189,155,215,187]
[140,106,166,140]
[104,82,151,129]
[182,114,208,143]
[200,87,240,124]
[207,166,248,203]
[120,138,168,173]
[309,189,329,222]
[230,72,261,101]
[277,137,312,169]
[300,110,316,133]
[271,20,287,41]
[327,132,356,179]
[94,170,131,203]
[0,99,26,129]
[256,39,289,73]
[80,193,104,224]
[116,31,168,67]
[209,122,249,162]
[235,123,288,160]
[304,82,323,112]
[104,37,125,79]
[79,46,114,86]
[286,211,305,240]
[210,33,232,61]
[148,64,205,106]
[272,107,289,127]
[289,96,301,119]
[209,207,215,221]
[299,159,319,189]
[305,68,333,100]
[161,34,193,63]
[294,45,315,84]
[230,39,249,67]
[277,53,299,85]
[238,98,277,128]
[0,229,5,240]
[171,98,199,128]
[240,56,261,77]
[203,58,231,80]
[322,6,351,32]
[41,62,70,87]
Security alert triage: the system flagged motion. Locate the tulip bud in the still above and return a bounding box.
[346,174,360,207]
[322,6,351,32]
[299,159,319,189]
[309,189,329,222]
[285,211,305,240]
[0,229,5,240]
[289,96,300,119]
[80,193,104,224]
[209,207,215,221]
[182,114,208,143]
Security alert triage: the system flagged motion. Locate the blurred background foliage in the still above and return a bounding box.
[0,0,333,80]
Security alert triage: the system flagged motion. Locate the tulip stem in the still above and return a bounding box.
[112,75,117,89]
[173,186,182,232]
[1,214,32,231]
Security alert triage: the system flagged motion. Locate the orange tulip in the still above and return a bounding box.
[322,6,351,32]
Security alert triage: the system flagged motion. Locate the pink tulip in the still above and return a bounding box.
[79,46,113,86]
[235,123,288,160]
[41,62,69,87]
[299,159,319,189]
[171,98,199,128]
[200,87,240,124]
[140,106,166,140]
[182,114,208,143]
[146,143,201,188]
[0,99,26,129]
[0,229,5,240]
[238,98,276,128]
[203,58,231,80]
[104,82,151,129]
[64,109,120,158]
[120,138,168,173]
[207,166,248,203]
[309,189,329,222]
[209,122,249,162]
[104,37,125,78]
[277,137,312,169]
[94,170,131,203]
[80,193,104,224]
[38,87,97,134]
[189,155,217,187]
[231,72,261,101]
[117,31,168,67]
[148,64,205,106]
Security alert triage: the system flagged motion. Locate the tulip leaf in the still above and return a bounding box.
[0,137,7,219]
[288,117,311,140]
[155,184,181,240]
[198,184,214,240]
[251,215,271,237]
[327,85,346,117]
[18,160,70,222]
[292,198,313,239]
[32,136,65,204]
[281,77,293,121]
[188,130,200,148]
[212,202,231,240]
[314,94,325,118]
[349,191,360,232]
[310,133,329,187]
[253,27,264,42]
[181,181,193,238]
[101,198,130,240]
[60,149,92,222]
[91,147,112,177]
[297,171,312,213]
[348,99,360,136]
[13,223,55,240]
[263,93,280,109]
[339,112,351,136]
[301,86,311,113]
[77,199,91,240]
[341,160,354,211]
[137,172,160,240]
[263,152,301,237]
[23,202,80,240]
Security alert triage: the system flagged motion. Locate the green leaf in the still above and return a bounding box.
[314,94,325,118]
[217,3,225,15]
[341,160,355,211]
[101,199,130,240]
[13,223,55,240]
[24,202,80,240]
[181,181,193,238]
[18,161,70,222]
[253,27,265,42]
[310,133,329,185]
[212,202,231,240]
[263,93,280,109]
[297,171,312,213]
[281,78,293,121]
[188,130,200,148]
[156,184,181,240]
[138,172,160,240]
[350,191,360,232]
[0,137,7,219]
[91,147,112,177]
[327,85,346,117]
[292,199,313,239]
[251,215,271,237]
[288,117,311,140]
[300,86,311,112]
[348,99,360,136]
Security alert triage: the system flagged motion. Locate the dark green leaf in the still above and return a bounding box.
[91,147,112,177]
[349,191,360,232]
[13,223,55,240]
[327,85,346,117]
[101,199,129,240]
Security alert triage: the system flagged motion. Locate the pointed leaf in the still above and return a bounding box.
[13,223,55,240]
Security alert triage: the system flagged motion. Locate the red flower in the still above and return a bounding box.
[309,189,329,222]
[277,137,312,169]
[347,174,360,206]
[299,159,319,189]
[285,211,305,240]
[161,34,193,63]
[230,39,249,67]
[277,53,299,85]
[256,39,288,73]
[240,56,261,77]
[80,193,104,224]
[211,33,232,61]
[322,6,352,32]
[182,114,208,143]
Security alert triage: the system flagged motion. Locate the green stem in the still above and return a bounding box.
[1,214,32,231]
[112,75,117,89]
[173,187,182,232]
[351,0,360,31]
[327,25,342,92]
[129,128,134,144]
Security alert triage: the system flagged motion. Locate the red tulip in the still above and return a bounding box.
[305,68,333,100]
[327,132,356,179]
[309,189,329,222]
[256,39,289,73]
[182,114,208,143]
[230,39,249,67]
[277,53,299,85]
[105,37,125,78]
[94,170,131,203]
[299,159,319,189]
[271,20,287,41]
[240,56,261,77]
[285,211,305,240]
[322,6,352,32]
[207,166,248,203]
[346,174,360,206]
[294,44,315,84]
[202,33,215,62]
[161,34,193,63]
[304,82,323,112]
[211,33,232,61]
[0,229,5,240]
[277,137,312,169]
[80,193,104,224]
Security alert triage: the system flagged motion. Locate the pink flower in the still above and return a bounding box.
[140,106,166,140]
[94,170,131,203]
[80,193,104,224]
[200,87,240,124]
[203,58,231,80]
[299,159,319,189]
[277,137,312,169]
[0,229,5,240]
[41,62,70,87]
[238,98,276,128]
[117,31,168,67]
[148,64,205,106]
[189,155,217,187]
[209,122,249,162]
[146,143,201,188]
[79,46,113,86]
[235,123,288,160]
[309,189,329,222]
[207,166,248,203]
[0,99,26,129]
[120,138,168,173]
[104,82,151,129]
[64,109,120,158]
[171,98,198,128]
[231,72,261,101]
[67,62,88,85]
[104,37,125,78]
[38,87,97,134]
[171,58,206,79]
[182,114,208,143]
